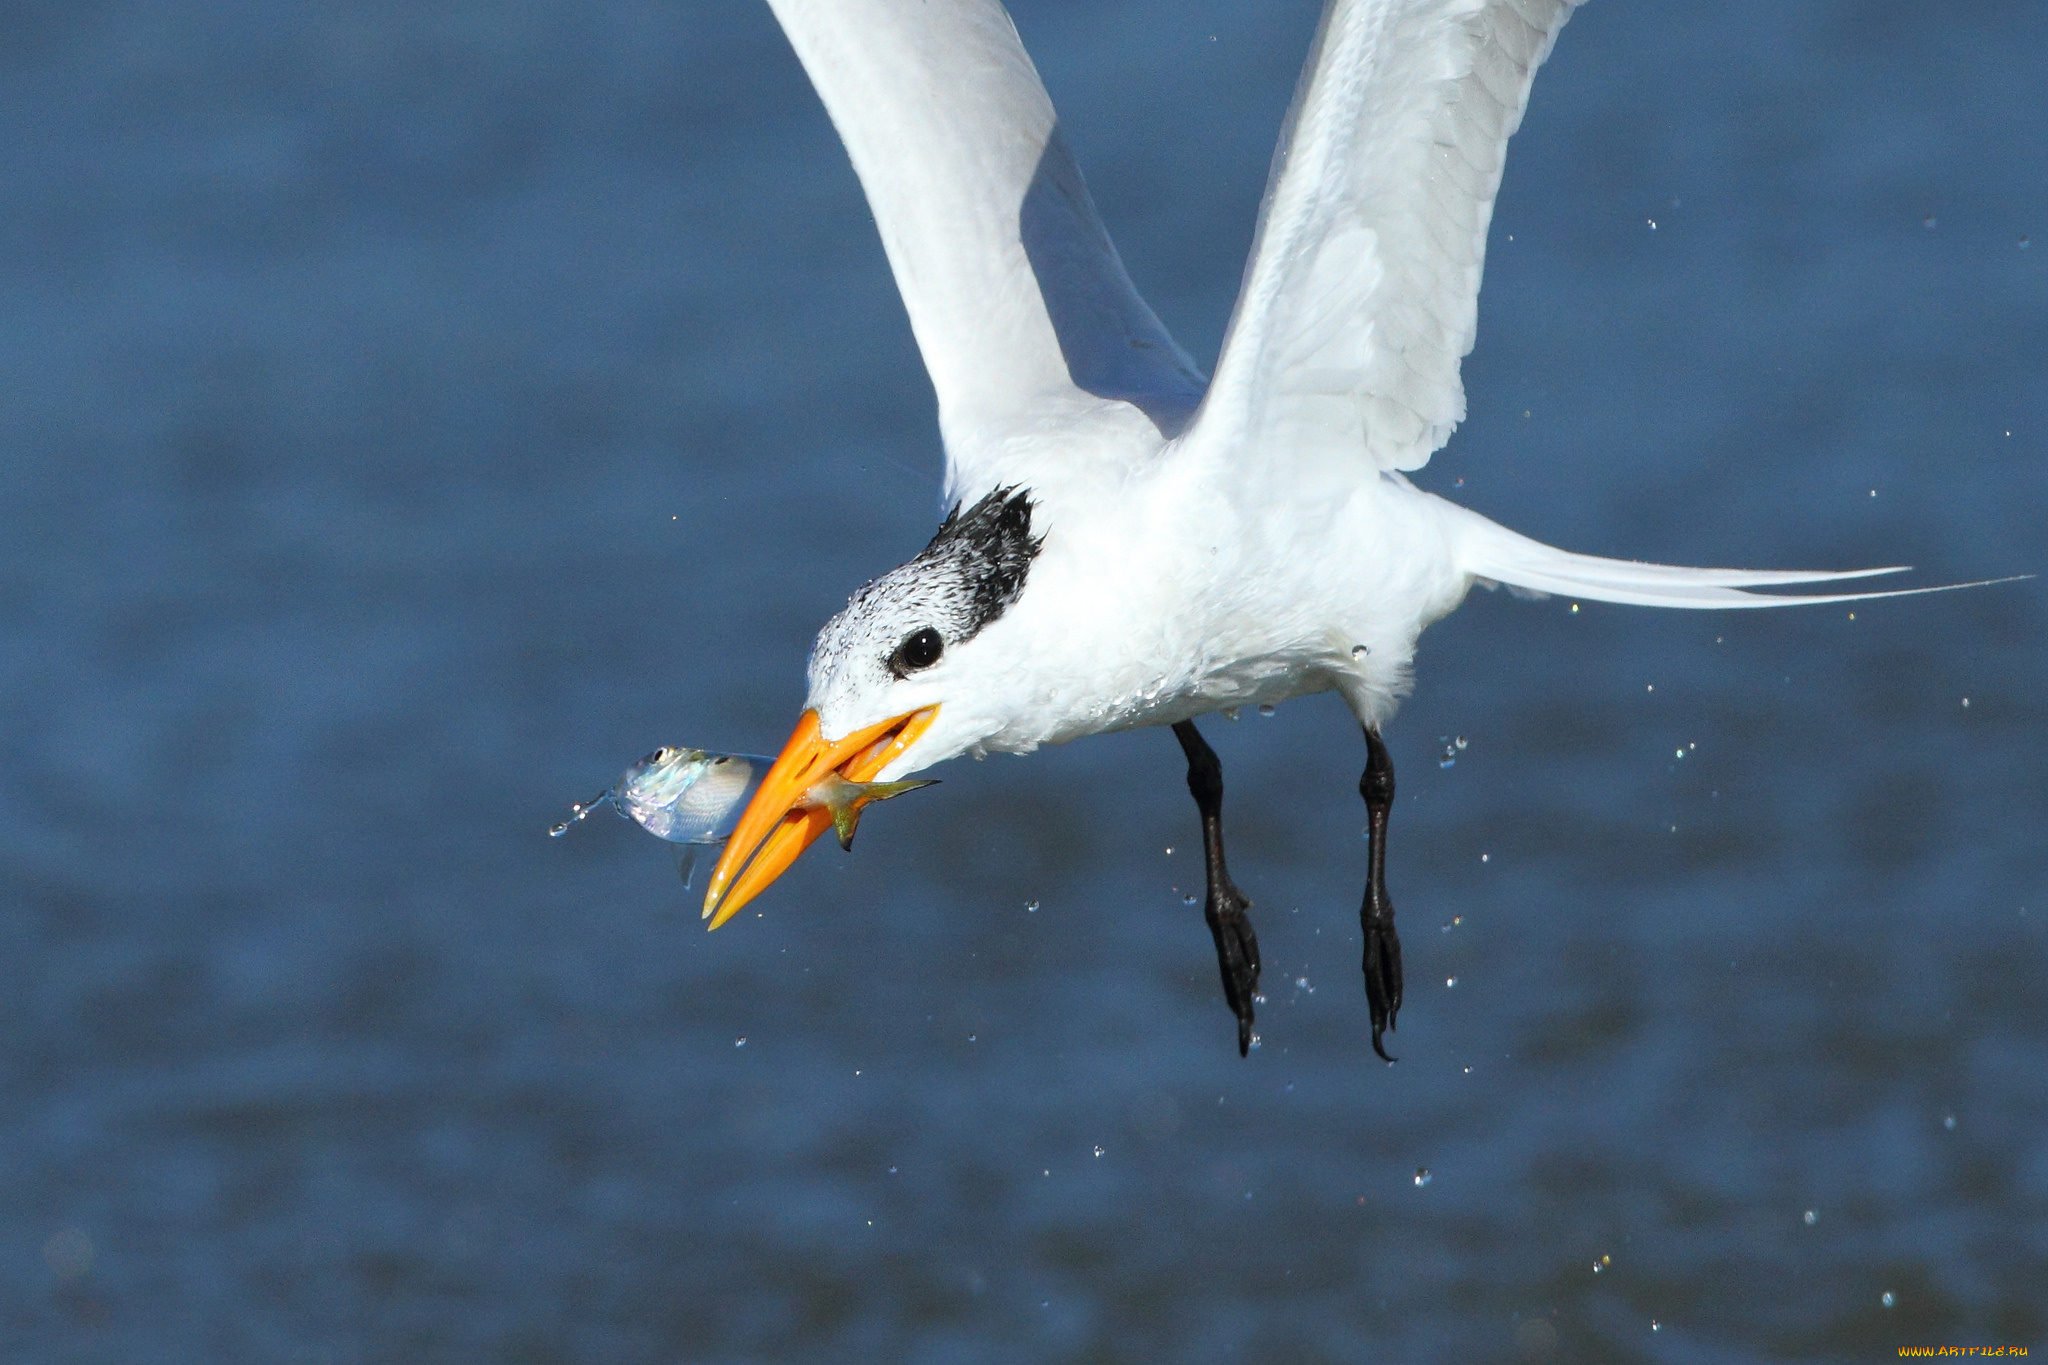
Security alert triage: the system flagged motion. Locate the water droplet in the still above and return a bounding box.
[1803,1209,1818,1225]
[1257,704,1275,717]
[1164,846,1174,856]
[734,1037,746,1048]
[2021,236,2033,249]
[1651,1320,1661,1332]
[1440,915,1463,932]
[1445,977,1457,988]
[1462,1066,1472,1074]
[1413,1168,1432,1187]
[549,792,614,838]
[1222,707,1240,721]
[967,1033,976,1042]
[1923,215,1937,228]
[1294,975,1314,993]
[1351,643,1370,659]
[1248,1033,1262,1050]
[1024,900,1039,913]
[1675,748,1685,759]
[1881,1291,1896,1308]
[1182,894,1199,907]
[1480,853,1489,863]
[1092,1145,1104,1158]
[1454,736,1467,750]
[1943,1114,1957,1130]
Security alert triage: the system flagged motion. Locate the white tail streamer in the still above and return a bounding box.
[1457,511,2025,610]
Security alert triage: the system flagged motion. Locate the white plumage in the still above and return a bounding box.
[758,0,1901,756]
[698,0,1979,1011]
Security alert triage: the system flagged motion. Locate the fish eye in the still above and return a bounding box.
[643,747,674,766]
[890,627,944,676]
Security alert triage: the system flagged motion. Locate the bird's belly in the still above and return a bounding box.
[999,657,1338,751]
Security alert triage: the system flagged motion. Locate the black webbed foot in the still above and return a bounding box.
[1360,726,1403,1061]
[1360,878,1402,1061]
[1172,720,1263,1057]
[1206,863,1262,1058]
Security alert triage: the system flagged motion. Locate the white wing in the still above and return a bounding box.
[1188,0,1583,474]
[766,0,1206,502]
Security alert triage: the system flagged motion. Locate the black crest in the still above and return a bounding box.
[913,486,1044,642]
[812,486,1047,686]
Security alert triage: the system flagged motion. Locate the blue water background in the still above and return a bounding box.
[3,1,2044,1360]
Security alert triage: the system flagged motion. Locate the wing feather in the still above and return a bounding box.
[1187,0,1582,474]
[765,0,1205,500]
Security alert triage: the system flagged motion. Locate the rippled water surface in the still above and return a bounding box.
[4,1,2044,1360]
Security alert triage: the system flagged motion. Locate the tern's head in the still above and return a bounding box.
[808,485,1041,752]
[702,487,1043,925]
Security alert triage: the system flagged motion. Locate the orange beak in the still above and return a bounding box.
[701,705,939,929]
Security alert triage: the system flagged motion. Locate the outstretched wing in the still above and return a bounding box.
[1187,0,1583,474]
[766,0,1206,501]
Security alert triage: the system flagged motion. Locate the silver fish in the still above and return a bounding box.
[551,745,933,884]
[550,746,765,846]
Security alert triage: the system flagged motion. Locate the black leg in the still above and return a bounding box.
[1172,720,1262,1056]
[1359,726,1403,1061]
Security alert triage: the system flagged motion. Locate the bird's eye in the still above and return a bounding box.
[890,627,944,675]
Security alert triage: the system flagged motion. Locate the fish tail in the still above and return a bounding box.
[855,779,939,801]
[807,775,940,851]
